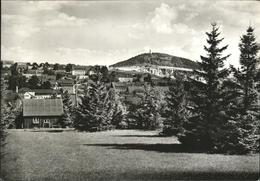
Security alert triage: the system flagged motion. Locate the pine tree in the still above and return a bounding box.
[179,23,230,151]
[59,90,74,128]
[1,78,9,157]
[221,26,259,154]
[110,87,127,129]
[233,26,259,113]
[127,86,161,130]
[161,79,188,136]
[74,78,115,131]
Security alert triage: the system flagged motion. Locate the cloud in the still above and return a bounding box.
[45,13,88,27]
[150,3,177,34]
[14,25,40,38]
[2,14,40,38]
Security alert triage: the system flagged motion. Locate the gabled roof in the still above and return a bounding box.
[127,86,145,94]
[58,79,74,86]
[18,87,32,94]
[31,89,60,95]
[23,99,63,117]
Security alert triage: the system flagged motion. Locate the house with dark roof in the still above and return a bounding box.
[22,99,64,128]
[58,79,74,87]
[56,79,75,94]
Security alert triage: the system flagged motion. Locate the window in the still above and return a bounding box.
[33,118,39,124]
[44,119,50,123]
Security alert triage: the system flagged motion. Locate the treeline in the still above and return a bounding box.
[66,24,259,154]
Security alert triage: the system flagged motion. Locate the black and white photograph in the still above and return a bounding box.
[1,0,260,180]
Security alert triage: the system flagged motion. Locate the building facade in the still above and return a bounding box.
[22,99,64,128]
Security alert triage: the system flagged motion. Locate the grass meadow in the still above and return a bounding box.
[0,129,259,180]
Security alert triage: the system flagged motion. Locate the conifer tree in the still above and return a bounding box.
[161,79,187,136]
[232,26,259,113]
[110,87,127,129]
[221,26,259,154]
[127,86,161,130]
[179,23,230,151]
[74,77,115,131]
[1,78,8,155]
[60,90,74,128]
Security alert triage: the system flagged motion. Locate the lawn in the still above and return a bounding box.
[0,129,259,181]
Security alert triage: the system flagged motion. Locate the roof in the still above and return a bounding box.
[58,79,74,86]
[23,99,64,117]
[127,86,145,94]
[26,70,37,74]
[31,89,60,95]
[18,87,32,93]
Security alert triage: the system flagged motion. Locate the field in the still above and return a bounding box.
[1,129,259,181]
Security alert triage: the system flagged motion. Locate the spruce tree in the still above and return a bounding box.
[1,78,8,156]
[161,79,187,136]
[110,87,127,129]
[179,23,230,151]
[60,90,74,128]
[127,86,161,130]
[232,26,259,113]
[74,77,115,131]
[222,26,259,154]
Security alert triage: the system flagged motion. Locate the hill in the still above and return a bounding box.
[110,53,200,69]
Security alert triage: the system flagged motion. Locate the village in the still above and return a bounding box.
[1,53,194,129]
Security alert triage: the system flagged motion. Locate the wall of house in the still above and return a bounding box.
[118,77,133,83]
[23,116,60,128]
[72,70,86,76]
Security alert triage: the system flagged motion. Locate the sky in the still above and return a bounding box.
[1,0,260,67]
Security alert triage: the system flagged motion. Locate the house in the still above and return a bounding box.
[23,89,61,99]
[24,92,36,99]
[78,75,89,80]
[118,77,133,83]
[23,69,44,78]
[39,75,57,87]
[60,86,75,94]
[112,82,128,93]
[54,69,67,75]
[58,79,74,87]
[127,85,145,95]
[17,62,28,70]
[72,67,86,76]
[57,79,75,93]
[22,99,64,128]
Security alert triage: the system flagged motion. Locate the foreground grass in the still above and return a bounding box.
[0,129,259,180]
